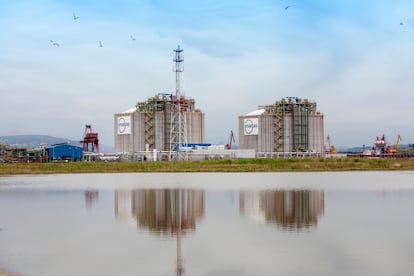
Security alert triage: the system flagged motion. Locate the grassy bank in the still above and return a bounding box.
[1,158,414,175]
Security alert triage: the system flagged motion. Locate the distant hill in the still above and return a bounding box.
[0,135,114,153]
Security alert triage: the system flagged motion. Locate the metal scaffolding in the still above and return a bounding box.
[260,97,317,153]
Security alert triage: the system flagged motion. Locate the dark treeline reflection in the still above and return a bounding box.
[114,189,205,236]
[239,190,325,231]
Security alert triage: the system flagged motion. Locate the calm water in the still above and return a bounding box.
[0,172,414,276]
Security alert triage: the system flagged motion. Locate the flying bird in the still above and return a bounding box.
[49,40,60,47]
[400,22,404,26]
[99,41,103,47]
[73,12,80,20]
[130,35,136,41]
[284,5,291,10]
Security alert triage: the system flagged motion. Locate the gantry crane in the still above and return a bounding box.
[326,135,337,154]
[80,125,100,153]
[225,130,235,150]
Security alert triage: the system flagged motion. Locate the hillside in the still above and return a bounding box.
[0,135,114,153]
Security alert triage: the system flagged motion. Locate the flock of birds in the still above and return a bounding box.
[49,12,136,48]
[49,7,406,48]
[49,7,295,48]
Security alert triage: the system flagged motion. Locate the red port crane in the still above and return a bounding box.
[80,125,99,153]
[225,130,235,150]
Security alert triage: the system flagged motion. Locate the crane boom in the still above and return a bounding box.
[225,130,235,150]
[326,135,337,154]
[391,134,402,153]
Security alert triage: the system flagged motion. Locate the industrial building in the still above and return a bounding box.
[48,144,83,161]
[238,97,324,156]
[114,94,205,154]
[114,46,205,158]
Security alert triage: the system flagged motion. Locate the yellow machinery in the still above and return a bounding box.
[390,134,402,154]
[326,135,337,154]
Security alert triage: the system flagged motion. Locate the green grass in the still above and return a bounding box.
[1,157,414,175]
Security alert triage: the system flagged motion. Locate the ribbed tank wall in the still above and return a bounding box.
[115,111,205,153]
[308,114,324,154]
[239,113,324,154]
[258,115,274,152]
[154,112,166,151]
[186,112,205,144]
[283,115,293,152]
[239,99,324,155]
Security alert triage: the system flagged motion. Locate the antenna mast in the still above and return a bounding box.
[170,45,188,161]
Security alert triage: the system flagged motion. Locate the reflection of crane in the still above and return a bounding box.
[225,130,235,150]
[391,134,402,154]
[326,135,337,154]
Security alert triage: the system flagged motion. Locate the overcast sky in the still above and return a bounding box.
[1,0,413,148]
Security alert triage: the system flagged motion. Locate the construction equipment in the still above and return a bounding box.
[326,135,337,154]
[371,134,392,154]
[80,125,99,153]
[390,134,402,154]
[225,130,235,150]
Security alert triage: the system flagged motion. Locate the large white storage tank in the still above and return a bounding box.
[114,95,205,154]
[238,97,324,156]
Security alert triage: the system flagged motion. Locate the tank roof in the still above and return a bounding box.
[245,109,265,116]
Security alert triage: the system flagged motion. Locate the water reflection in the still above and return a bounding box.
[84,189,99,208]
[115,189,205,276]
[239,190,324,231]
[115,189,205,234]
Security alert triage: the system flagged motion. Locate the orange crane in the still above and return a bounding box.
[390,134,402,154]
[326,135,337,154]
[225,130,235,150]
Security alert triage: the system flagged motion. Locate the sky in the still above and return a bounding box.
[1,0,414,148]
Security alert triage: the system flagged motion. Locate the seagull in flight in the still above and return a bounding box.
[130,35,136,41]
[99,41,103,47]
[284,5,291,10]
[49,40,60,47]
[73,12,80,20]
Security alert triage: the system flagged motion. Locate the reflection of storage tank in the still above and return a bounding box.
[239,190,325,231]
[115,189,205,235]
[115,188,205,276]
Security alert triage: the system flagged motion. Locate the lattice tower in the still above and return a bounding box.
[169,45,188,161]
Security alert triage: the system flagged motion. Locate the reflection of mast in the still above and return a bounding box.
[176,190,184,276]
[114,189,205,275]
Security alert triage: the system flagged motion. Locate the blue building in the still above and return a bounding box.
[48,144,83,161]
